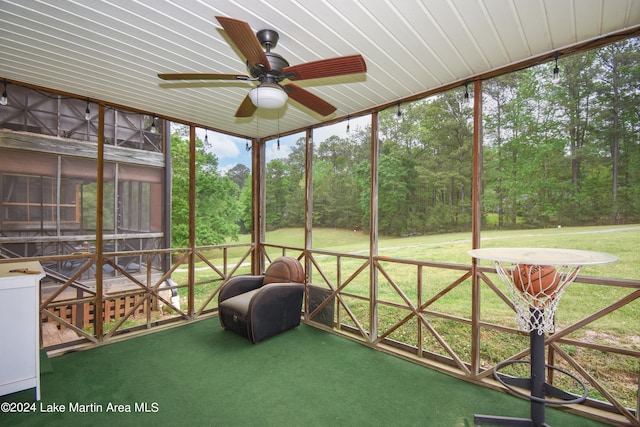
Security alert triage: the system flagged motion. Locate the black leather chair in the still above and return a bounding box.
[218,256,305,343]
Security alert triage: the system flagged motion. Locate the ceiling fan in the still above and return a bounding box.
[158,16,367,118]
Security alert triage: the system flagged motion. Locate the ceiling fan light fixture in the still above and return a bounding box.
[248,83,287,109]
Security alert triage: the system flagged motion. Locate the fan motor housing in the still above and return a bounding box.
[247,29,290,80]
[248,51,289,80]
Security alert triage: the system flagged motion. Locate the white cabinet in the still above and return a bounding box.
[0,261,44,400]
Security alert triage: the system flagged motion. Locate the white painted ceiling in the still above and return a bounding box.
[1,0,639,139]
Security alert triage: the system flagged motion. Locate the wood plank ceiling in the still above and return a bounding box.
[1,0,639,139]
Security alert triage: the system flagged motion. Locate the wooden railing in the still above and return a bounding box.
[2,241,637,425]
[262,243,640,427]
[1,243,254,349]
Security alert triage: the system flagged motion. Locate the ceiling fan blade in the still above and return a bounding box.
[283,54,366,81]
[216,16,271,71]
[158,73,251,81]
[284,83,336,116]
[235,94,258,118]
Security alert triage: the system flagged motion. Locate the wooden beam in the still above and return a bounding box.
[0,130,165,167]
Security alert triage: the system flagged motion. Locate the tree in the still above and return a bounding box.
[170,131,241,247]
[246,37,640,235]
[226,164,250,190]
[238,174,252,233]
[415,93,473,231]
[592,38,640,222]
[313,135,365,230]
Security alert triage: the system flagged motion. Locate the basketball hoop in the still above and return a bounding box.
[495,262,580,334]
[469,248,617,427]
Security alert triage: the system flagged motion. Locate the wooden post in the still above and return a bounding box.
[304,128,313,320]
[163,119,172,274]
[252,138,265,275]
[369,111,379,343]
[251,138,258,273]
[95,103,105,341]
[188,125,196,318]
[471,80,483,376]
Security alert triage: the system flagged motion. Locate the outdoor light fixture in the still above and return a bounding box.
[1,81,8,106]
[85,100,91,121]
[396,103,402,121]
[552,55,560,84]
[464,83,472,106]
[248,83,288,109]
[151,116,157,133]
[346,115,351,133]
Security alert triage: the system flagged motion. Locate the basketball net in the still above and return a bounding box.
[495,262,581,335]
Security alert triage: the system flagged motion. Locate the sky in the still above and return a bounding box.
[196,114,371,173]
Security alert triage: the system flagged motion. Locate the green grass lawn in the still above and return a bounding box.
[233,223,639,279]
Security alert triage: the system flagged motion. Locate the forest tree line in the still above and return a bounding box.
[171,37,639,247]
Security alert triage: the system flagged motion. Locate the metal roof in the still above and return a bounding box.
[1,0,639,139]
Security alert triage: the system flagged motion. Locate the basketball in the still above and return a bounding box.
[513,264,560,296]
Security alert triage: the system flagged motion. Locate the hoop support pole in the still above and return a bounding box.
[474,310,588,427]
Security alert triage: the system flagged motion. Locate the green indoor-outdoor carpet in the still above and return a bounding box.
[1,319,609,427]
[40,349,53,374]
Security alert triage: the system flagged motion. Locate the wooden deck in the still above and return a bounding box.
[41,322,79,347]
